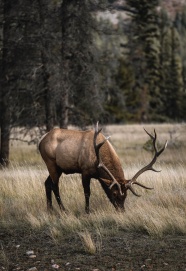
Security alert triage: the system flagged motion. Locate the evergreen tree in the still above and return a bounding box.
[160,17,184,120]
[174,7,186,120]
[115,57,135,122]
[0,0,17,165]
[125,0,161,121]
[96,18,129,123]
[60,0,103,127]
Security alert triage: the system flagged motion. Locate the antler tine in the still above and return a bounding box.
[94,123,109,160]
[126,181,154,196]
[95,121,102,134]
[132,181,154,190]
[144,128,154,140]
[125,181,153,197]
[127,185,141,197]
[126,129,167,196]
[131,129,167,181]
[94,122,123,196]
[156,140,168,157]
[144,128,158,152]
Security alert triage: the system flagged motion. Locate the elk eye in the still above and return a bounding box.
[113,191,118,196]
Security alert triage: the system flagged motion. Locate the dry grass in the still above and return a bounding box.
[78,230,97,254]
[1,123,186,238]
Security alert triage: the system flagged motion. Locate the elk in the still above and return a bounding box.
[39,123,167,213]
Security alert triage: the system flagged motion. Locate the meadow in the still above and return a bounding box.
[0,123,186,270]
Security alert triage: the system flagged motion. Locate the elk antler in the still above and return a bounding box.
[125,129,168,197]
[93,122,123,195]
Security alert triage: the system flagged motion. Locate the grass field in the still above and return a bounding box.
[0,123,186,270]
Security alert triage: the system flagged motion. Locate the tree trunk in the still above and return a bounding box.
[58,0,73,128]
[0,0,11,166]
[38,0,55,131]
[0,104,10,166]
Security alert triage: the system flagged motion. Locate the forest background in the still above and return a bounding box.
[0,0,186,165]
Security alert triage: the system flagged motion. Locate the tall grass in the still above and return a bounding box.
[1,123,186,237]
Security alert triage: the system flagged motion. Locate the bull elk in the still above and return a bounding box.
[39,123,167,213]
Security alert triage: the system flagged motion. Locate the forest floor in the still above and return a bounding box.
[0,227,186,271]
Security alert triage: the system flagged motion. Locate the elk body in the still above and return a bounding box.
[39,123,167,213]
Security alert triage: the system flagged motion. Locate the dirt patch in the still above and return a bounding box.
[0,227,186,271]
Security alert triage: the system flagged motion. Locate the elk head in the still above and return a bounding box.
[94,122,168,210]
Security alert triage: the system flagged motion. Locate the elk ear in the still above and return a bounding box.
[99,178,111,186]
[99,178,124,195]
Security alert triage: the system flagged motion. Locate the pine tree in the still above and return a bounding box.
[96,18,130,123]
[174,7,186,120]
[60,0,103,127]
[125,0,161,121]
[160,18,184,121]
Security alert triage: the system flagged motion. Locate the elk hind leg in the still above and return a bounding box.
[52,181,66,211]
[45,175,53,210]
[47,163,65,211]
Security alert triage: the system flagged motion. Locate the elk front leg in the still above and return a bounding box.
[82,176,91,214]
